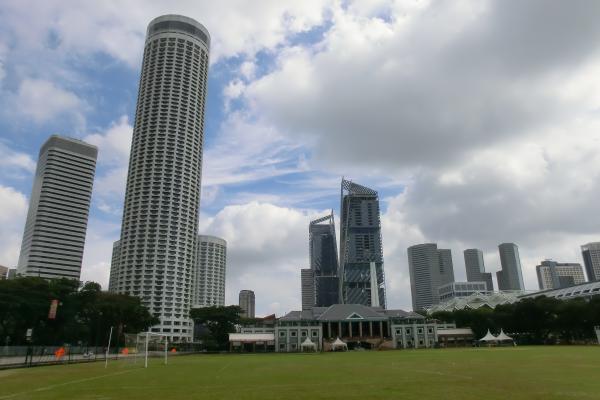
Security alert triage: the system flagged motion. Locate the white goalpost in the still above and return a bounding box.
[124,332,169,368]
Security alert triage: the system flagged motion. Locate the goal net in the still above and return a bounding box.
[123,332,169,367]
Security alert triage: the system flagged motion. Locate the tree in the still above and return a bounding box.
[190,306,243,350]
[0,277,158,346]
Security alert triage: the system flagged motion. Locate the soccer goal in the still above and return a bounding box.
[594,326,600,345]
[123,332,169,368]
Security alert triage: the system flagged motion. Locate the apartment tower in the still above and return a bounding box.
[239,290,255,318]
[536,260,586,290]
[497,243,525,291]
[464,248,494,291]
[407,243,454,311]
[109,15,210,341]
[193,235,227,307]
[581,242,600,282]
[17,135,97,280]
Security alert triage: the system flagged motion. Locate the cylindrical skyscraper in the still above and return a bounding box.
[193,235,227,308]
[110,15,210,342]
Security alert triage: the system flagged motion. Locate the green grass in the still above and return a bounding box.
[1,347,600,400]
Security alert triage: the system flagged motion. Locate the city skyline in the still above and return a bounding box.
[1,2,600,315]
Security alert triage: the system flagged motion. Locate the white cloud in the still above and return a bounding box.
[84,116,133,214]
[0,0,334,67]
[0,185,28,268]
[202,112,308,190]
[0,141,36,177]
[80,218,121,288]
[199,202,325,315]
[15,78,85,125]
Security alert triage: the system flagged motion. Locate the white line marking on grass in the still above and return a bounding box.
[214,363,230,378]
[413,369,473,380]
[0,369,137,400]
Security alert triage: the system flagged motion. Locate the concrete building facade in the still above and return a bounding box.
[408,243,457,311]
[339,179,386,307]
[438,281,489,302]
[536,260,586,290]
[108,240,121,291]
[0,265,8,280]
[17,136,97,280]
[497,243,525,291]
[464,248,494,291]
[581,242,600,282]
[193,235,226,307]
[237,304,456,352]
[239,290,255,318]
[301,268,315,311]
[109,15,210,341]
[437,248,455,285]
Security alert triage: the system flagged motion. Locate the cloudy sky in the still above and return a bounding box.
[1,0,600,315]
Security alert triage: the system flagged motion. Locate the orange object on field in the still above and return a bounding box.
[170,348,177,353]
[54,347,65,359]
[121,348,129,355]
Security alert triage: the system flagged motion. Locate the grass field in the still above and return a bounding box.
[1,347,599,400]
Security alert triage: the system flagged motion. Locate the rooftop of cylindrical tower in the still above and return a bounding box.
[147,14,210,47]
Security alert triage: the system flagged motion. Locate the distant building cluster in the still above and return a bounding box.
[300,179,387,310]
[409,241,600,313]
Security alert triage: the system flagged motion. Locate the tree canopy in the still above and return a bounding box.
[190,305,243,350]
[431,295,600,344]
[0,277,158,346]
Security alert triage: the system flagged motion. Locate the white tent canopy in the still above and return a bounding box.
[301,337,317,352]
[496,329,513,342]
[331,337,348,351]
[479,330,498,342]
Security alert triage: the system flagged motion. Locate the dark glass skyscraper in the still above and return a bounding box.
[339,179,386,307]
[109,15,210,342]
[309,211,339,307]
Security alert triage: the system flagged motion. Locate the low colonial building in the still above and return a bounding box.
[233,304,456,352]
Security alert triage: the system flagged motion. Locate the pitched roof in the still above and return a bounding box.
[317,304,386,321]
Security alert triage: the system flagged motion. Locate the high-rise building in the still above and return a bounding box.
[464,248,494,291]
[193,235,226,307]
[437,249,455,285]
[239,290,255,318]
[17,135,97,280]
[497,243,525,291]
[581,242,600,282]
[0,265,8,280]
[407,243,454,311]
[339,179,385,307]
[536,260,586,290]
[109,15,210,341]
[108,240,121,291]
[309,211,339,307]
[301,268,315,311]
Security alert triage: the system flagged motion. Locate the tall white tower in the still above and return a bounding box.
[17,135,97,280]
[193,235,227,307]
[110,15,210,342]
